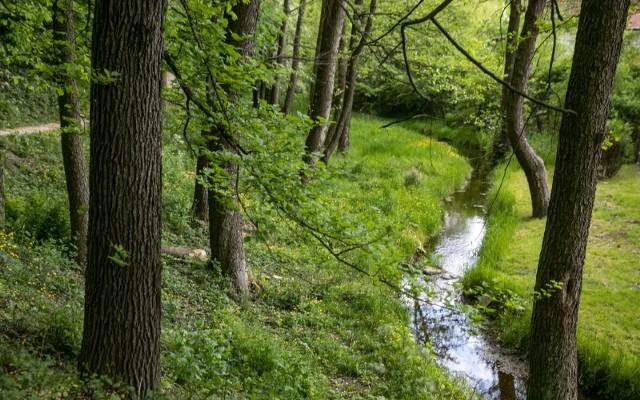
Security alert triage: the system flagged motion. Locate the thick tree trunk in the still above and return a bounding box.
[303,0,346,168]
[527,2,629,399]
[323,0,376,163]
[504,0,549,218]
[208,0,260,295]
[78,0,167,396]
[490,0,522,164]
[283,0,306,114]
[52,0,89,266]
[191,148,209,222]
[269,0,290,106]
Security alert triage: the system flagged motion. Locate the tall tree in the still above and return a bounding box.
[323,0,376,162]
[191,142,209,223]
[324,13,348,150]
[0,140,4,227]
[208,0,260,295]
[78,0,167,395]
[51,0,89,265]
[283,0,306,114]
[504,0,550,218]
[527,1,629,399]
[490,0,522,164]
[303,0,346,168]
[269,0,290,105]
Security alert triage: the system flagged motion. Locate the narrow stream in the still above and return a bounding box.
[408,149,527,399]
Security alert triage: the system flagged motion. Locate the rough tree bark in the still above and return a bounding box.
[78,0,167,396]
[208,0,260,295]
[490,0,522,164]
[323,0,376,163]
[527,1,629,399]
[269,0,290,105]
[190,145,209,222]
[504,0,549,218]
[52,0,89,266]
[303,0,346,168]
[283,0,306,114]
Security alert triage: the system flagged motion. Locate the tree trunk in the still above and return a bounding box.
[208,0,260,295]
[0,141,4,227]
[52,0,89,266]
[636,141,640,165]
[527,2,629,399]
[490,0,522,164]
[283,0,306,114]
[303,0,346,168]
[78,0,167,396]
[504,0,549,218]
[337,110,350,151]
[269,0,290,106]
[323,0,376,163]
[325,13,349,148]
[191,148,209,222]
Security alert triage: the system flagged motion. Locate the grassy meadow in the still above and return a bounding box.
[463,164,640,399]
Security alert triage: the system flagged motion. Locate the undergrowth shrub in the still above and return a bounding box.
[6,193,70,243]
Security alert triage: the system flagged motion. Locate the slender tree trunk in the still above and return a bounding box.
[527,2,629,399]
[208,0,260,295]
[78,0,167,396]
[323,0,376,163]
[636,141,640,165]
[269,0,290,106]
[504,0,549,218]
[303,0,346,168]
[0,140,4,227]
[490,0,522,164]
[325,14,348,147]
[191,145,209,222]
[337,112,350,151]
[52,0,89,266]
[309,0,327,100]
[283,0,306,114]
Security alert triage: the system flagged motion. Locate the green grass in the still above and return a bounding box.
[0,114,475,399]
[463,164,640,399]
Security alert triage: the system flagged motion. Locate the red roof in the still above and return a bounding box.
[630,13,640,30]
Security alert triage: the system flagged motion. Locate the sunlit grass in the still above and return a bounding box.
[464,164,640,398]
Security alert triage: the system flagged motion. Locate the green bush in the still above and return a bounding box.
[6,192,70,243]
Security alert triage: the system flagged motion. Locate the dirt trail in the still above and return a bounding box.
[0,123,60,137]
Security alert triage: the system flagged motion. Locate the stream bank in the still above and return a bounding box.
[407,144,528,400]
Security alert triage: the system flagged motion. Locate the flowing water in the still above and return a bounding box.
[408,150,527,399]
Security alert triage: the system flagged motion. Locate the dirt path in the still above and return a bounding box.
[0,123,60,137]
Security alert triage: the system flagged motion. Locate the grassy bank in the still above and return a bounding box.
[463,164,640,399]
[1,114,474,399]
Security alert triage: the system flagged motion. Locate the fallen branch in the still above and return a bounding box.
[161,246,208,261]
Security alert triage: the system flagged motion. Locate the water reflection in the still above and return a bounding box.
[407,160,527,400]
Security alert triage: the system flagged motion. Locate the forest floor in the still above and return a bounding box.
[0,115,479,399]
[463,164,640,399]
